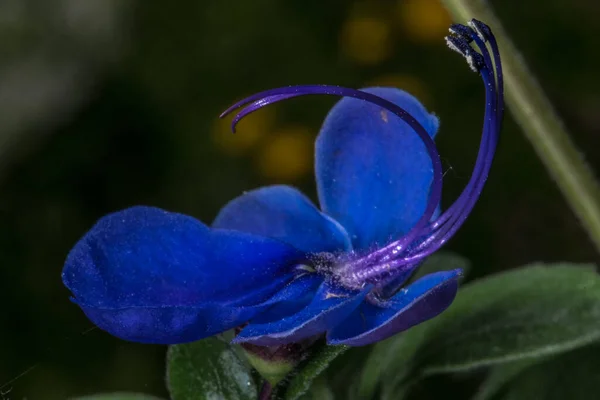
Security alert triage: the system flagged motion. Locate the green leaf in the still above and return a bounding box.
[382,264,600,393]
[473,358,545,400]
[71,395,162,400]
[167,337,257,400]
[415,264,600,373]
[297,376,335,400]
[325,346,373,400]
[355,335,407,400]
[284,345,348,400]
[499,344,600,400]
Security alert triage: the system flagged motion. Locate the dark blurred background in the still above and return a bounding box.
[1,0,599,398]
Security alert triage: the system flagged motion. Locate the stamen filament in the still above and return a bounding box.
[340,258,420,289]
[351,25,499,269]
[221,85,445,263]
[408,25,504,261]
[356,21,504,284]
[425,34,498,234]
[407,68,499,262]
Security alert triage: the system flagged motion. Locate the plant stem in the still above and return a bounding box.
[259,380,273,400]
[441,0,600,253]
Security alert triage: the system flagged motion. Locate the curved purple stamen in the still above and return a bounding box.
[414,44,496,238]
[404,71,498,262]
[343,34,492,270]
[407,24,504,260]
[221,93,305,130]
[340,21,504,288]
[221,85,445,260]
[426,43,495,231]
[427,23,503,232]
[487,25,505,125]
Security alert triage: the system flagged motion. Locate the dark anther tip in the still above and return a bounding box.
[467,50,486,72]
[469,19,492,42]
[449,24,474,42]
[445,34,485,73]
[445,35,471,57]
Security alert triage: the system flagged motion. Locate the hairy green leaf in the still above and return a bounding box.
[500,344,600,400]
[383,264,600,394]
[473,358,545,400]
[167,338,257,400]
[284,345,348,400]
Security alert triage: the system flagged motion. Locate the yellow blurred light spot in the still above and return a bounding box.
[257,126,313,181]
[212,107,275,156]
[341,16,392,65]
[366,73,431,105]
[398,0,451,43]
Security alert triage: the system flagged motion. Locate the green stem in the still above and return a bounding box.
[441,0,600,253]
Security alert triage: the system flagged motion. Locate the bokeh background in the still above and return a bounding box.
[1,0,599,398]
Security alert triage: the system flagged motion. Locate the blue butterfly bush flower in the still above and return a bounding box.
[62,20,503,347]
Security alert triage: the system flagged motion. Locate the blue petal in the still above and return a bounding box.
[62,206,305,343]
[77,300,277,344]
[233,281,370,346]
[249,273,323,324]
[316,87,439,250]
[213,185,351,254]
[327,270,461,346]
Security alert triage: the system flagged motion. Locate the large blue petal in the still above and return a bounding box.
[233,281,370,346]
[249,273,323,324]
[316,87,439,250]
[327,270,461,346]
[213,185,351,254]
[77,273,294,344]
[62,206,305,343]
[77,301,272,344]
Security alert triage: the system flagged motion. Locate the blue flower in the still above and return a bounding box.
[62,20,503,347]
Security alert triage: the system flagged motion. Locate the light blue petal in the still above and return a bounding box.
[213,185,351,254]
[316,87,439,250]
[62,206,305,343]
[327,270,461,346]
[233,281,369,346]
